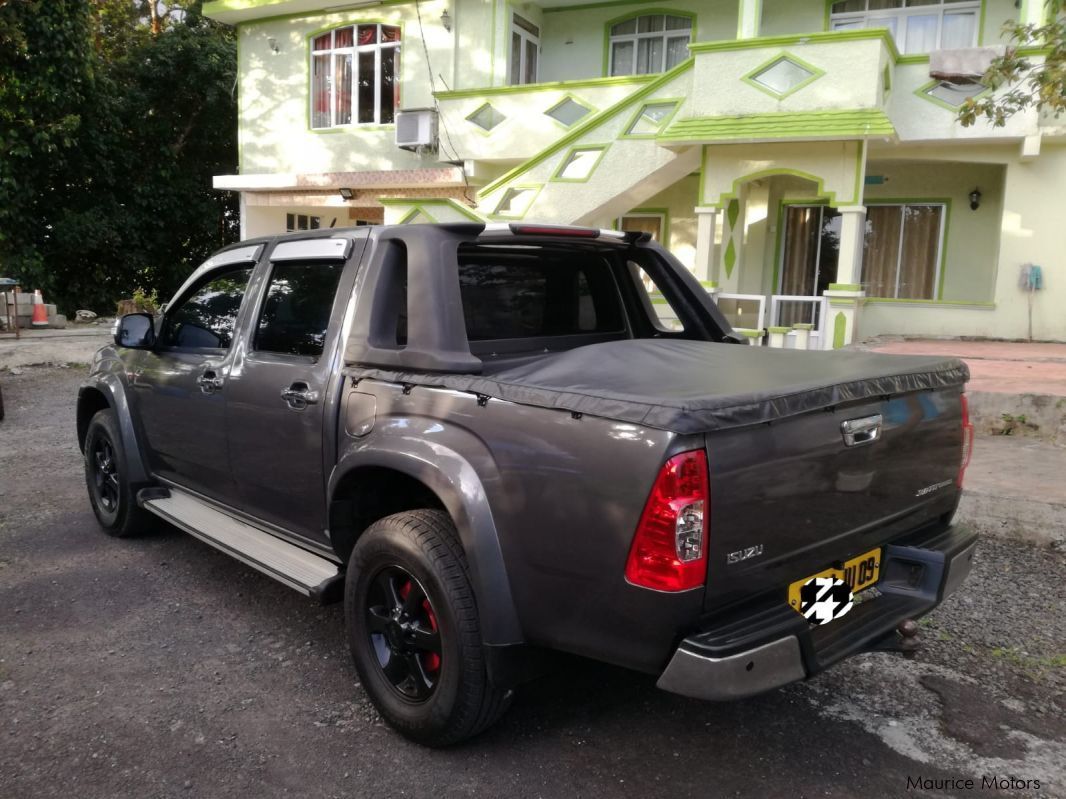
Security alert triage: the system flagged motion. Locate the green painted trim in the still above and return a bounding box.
[206,0,416,23]
[832,312,846,349]
[544,93,598,130]
[602,8,697,78]
[792,323,814,330]
[489,183,543,219]
[882,63,892,99]
[660,109,895,143]
[397,206,439,224]
[701,280,718,289]
[827,283,861,291]
[550,143,611,182]
[862,298,995,308]
[737,0,763,40]
[689,28,900,63]
[477,56,694,200]
[768,326,791,334]
[896,54,931,65]
[734,328,764,338]
[544,0,673,13]
[490,0,498,87]
[378,197,486,222]
[619,97,683,139]
[913,78,992,113]
[435,74,653,100]
[978,0,988,46]
[621,207,671,244]
[740,51,827,101]
[236,28,244,173]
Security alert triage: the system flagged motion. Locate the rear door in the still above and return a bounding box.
[223,238,361,544]
[131,262,256,502]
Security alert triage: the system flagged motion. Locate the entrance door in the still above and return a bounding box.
[131,265,255,502]
[778,205,840,327]
[224,256,351,544]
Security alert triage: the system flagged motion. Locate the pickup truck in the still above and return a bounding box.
[78,223,977,746]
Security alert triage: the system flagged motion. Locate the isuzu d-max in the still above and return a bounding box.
[78,223,977,746]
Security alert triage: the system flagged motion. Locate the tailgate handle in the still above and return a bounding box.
[841,414,882,447]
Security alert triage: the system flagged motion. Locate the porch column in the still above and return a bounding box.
[1019,0,1050,27]
[737,0,762,39]
[694,207,719,292]
[718,189,745,293]
[822,204,867,349]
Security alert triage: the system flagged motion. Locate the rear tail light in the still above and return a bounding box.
[625,449,709,592]
[958,394,974,487]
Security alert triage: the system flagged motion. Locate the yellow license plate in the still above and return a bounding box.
[787,547,882,612]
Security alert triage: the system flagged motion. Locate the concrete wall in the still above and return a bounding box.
[859,144,1066,342]
[539,0,738,83]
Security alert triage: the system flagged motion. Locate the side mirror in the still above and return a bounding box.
[114,313,155,349]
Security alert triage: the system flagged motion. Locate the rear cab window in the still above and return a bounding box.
[254,260,346,359]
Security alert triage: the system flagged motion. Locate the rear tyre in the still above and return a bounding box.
[83,408,152,538]
[345,509,511,746]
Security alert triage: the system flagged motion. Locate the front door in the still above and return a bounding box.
[224,256,351,544]
[131,265,255,502]
[778,205,840,327]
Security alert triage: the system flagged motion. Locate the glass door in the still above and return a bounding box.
[778,205,841,327]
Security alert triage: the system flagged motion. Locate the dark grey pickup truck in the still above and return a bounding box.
[78,223,977,746]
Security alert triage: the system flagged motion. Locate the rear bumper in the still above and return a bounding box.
[657,523,978,701]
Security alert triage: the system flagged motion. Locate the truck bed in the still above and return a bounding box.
[346,338,968,434]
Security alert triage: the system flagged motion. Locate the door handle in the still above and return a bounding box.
[197,370,224,394]
[281,382,319,410]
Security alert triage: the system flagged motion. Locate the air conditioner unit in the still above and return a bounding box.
[395,108,438,151]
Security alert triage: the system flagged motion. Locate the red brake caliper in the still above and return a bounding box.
[399,581,440,673]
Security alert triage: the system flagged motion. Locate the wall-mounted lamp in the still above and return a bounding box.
[267,37,280,54]
[339,188,355,200]
[969,187,982,210]
[440,9,452,32]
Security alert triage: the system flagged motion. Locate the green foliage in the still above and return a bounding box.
[0,0,239,314]
[959,1,1066,127]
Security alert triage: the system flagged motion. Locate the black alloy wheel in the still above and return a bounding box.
[366,566,443,701]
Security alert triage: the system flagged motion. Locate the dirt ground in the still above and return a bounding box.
[1,366,1063,799]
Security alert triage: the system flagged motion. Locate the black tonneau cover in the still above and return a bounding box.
[346,339,969,434]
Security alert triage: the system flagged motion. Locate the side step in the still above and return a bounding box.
[138,487,342,603]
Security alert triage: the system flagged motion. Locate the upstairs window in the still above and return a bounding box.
[830,0,979,54]
[510,14,540,85]
[311,24,401,129]
[608,14,692,76]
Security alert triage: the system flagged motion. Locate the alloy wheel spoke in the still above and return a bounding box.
[382,653,408,687]
[375,572,403,613]
[407,625,441,654]
[366,606,392,633]
[404,654,432,698]
[401,580,426,616]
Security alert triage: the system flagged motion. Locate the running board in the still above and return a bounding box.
[138,487,342,603]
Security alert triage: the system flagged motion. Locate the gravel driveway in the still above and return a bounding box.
[1,366,1063,798]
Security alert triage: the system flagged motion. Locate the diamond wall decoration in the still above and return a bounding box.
[467,103,505,131]
[743,54,824,100]
[545,97,592,127]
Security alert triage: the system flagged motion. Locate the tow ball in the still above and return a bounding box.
[870,619,922,659]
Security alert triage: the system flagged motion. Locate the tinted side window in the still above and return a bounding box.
[159,267,253,350]
[255,261,345,358]
[457,251,624,341]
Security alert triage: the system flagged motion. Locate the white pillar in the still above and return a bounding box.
[767,326,789,348]
[822,206,867,350]
[239,192,248,241]
[694,207,718,284]
[718,188,745,293]
[792,324,812,350]
[737,0,762,39]
[1019,0,1049,27]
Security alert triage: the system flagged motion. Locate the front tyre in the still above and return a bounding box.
[345,510,511,746]
[83,408,152,538]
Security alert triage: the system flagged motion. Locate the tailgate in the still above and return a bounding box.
[703,387,964,610]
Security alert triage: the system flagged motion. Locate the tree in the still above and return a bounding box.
[959,1,1066,127]
[0,0,239,315]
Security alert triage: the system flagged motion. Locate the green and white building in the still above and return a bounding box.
[204,0,1066,345]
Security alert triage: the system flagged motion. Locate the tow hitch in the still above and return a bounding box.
[869,619,922,658]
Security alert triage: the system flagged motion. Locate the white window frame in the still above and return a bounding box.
[310,24,401,130]
[830,0,980,54]
[608,14,693,77]
[510,14,540,86]
[862,202,947,299]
